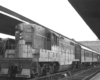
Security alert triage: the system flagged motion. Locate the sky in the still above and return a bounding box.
[0,0,98,41]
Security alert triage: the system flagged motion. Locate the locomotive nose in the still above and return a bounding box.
[0,59,32,78]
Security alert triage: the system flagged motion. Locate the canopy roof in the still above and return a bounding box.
[0,6,42,36]
[68,0,100,39]
[0,2,100,39]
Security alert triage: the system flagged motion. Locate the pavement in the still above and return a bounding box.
[90,72,100,80]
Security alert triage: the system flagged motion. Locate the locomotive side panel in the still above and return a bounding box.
[32,24,46,49]
[58,37,75,71]
[70,42,75,62]
[58,38,75,65]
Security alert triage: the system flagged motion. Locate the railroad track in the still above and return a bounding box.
[64,65,100,80]
[0,65,98,80]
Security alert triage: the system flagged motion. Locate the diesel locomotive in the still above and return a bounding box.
[0,23,100,78]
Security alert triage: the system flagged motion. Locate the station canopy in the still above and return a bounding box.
[0,6,42,36]
[0,2,100,39]
[68,0,100,39]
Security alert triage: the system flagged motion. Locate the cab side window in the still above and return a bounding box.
[51,33,58,45]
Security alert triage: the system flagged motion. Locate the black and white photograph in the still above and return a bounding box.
[0,0,100,80]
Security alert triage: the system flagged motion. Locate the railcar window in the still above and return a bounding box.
[46,33,51,41]
[70,42,74,46]
[52,33,58,44]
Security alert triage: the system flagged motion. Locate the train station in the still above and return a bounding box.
[0,0,100,80]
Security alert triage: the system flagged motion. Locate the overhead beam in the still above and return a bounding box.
[68,0,100,39]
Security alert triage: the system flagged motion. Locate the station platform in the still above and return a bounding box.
[90,72,100,80]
